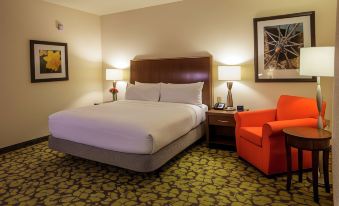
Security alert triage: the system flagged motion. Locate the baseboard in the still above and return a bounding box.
[0,136,49,155]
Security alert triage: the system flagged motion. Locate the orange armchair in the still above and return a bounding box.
[235,95,326,175]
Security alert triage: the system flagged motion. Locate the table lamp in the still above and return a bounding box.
[300,47,335,129]
[218,66,241,110]
[106,68,123,101]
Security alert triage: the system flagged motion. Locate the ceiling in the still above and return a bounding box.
[44,0,183,15]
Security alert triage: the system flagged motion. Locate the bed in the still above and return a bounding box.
[49,56,212,172]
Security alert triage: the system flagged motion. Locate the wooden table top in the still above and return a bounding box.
[283,127,331,140]
[206,109,237,116]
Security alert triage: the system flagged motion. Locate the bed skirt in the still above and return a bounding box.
[48,123,205,172]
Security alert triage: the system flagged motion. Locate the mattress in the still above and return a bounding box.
[49,100,207,154]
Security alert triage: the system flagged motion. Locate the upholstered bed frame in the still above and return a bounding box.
[49,56,212,172]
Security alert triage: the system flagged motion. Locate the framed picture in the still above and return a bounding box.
[30,40,68,83]
[253,11,316,82]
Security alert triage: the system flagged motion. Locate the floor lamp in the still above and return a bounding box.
[300,47,335,183]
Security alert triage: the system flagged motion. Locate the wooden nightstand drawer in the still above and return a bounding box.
[206,109,237,150]
[208,115,235,126]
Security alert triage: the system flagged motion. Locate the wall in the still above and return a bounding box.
[332,0,339,204]
[0,0,103,148]
[101,0,336,127]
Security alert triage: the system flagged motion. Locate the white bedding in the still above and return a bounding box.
[49,100,208,154]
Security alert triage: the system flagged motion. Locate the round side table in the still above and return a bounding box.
[283,127,331,203]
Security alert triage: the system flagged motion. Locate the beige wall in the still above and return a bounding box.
[0,0,103,148]
[101,0,336,126]
[333,0,339,204]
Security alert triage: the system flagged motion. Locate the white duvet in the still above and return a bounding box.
[49,100,207,154]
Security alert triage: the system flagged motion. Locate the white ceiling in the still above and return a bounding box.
[44,0,183,15]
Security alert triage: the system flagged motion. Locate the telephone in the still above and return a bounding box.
[213,103,225,110]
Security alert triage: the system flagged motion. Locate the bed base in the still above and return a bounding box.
[49,123,205,172]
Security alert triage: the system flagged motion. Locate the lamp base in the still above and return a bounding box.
[226,81,234,108]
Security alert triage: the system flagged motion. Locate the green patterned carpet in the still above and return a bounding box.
[0,141,333,206]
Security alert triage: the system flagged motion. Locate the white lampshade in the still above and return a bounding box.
[218,66,241,81]
[106,69,123,81]
[300,47,335,77]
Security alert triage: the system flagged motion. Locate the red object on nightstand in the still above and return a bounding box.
[235,95,326,175]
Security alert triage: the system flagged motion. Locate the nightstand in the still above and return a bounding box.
[206,109,237,150]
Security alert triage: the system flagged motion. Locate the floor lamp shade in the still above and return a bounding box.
[300,47,335,77]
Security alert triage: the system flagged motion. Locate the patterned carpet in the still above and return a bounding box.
[0,141,333,206]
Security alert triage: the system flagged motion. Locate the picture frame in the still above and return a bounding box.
[30,40,68,83]
[253,11,316,82]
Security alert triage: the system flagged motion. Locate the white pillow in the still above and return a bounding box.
[160,82,204,105]
[125,84,160,102]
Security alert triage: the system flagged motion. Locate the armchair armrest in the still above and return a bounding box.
[263,118,318,137]
[235,109,276,127]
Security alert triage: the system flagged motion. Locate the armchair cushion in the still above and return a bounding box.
[239,127,262,147]
[235,109,276,127]
[263,118,318,137]
[276,95,326,121]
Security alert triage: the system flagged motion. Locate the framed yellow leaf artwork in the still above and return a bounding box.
[30,40,68,82]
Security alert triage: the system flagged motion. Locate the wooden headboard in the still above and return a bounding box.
[130,56,212,107]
